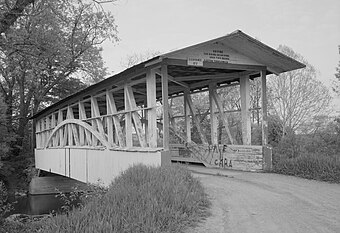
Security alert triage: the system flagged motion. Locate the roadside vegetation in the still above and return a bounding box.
[0,165,210,233]
[271,124,340,183]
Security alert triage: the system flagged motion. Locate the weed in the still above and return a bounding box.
[273,153,340,183]
[41,164,211,233]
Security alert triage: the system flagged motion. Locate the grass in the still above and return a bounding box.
[273,153,340,183]
[36,164,210,233]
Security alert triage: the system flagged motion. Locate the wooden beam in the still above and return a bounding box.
[240,75,251,145]
[79,102,92,146]
[210,89,234,144]
[51,113,57,147]
[209,84,218,145]
[58,110,64,146]
[176,71,257,82]
[146,69,157,148]
[106,90,125,147]
[183,90,191,143]
[161,64,170,151]
[91,96,106,146]
[34,68,147,121]
[67,106,80,146]
[164,58,267,71]
[155,70,189,89]
[124,85,133,147]
[35,120,41,148]
[125,86,147,147]
[261,70,268,145]
[185,94,208,144]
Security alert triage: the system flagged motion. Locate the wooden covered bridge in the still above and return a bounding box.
[31,30,305,186]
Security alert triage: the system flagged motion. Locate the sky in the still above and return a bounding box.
[101,0,340,111]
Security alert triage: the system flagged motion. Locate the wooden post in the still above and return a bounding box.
[58,110,64,146]
[124,85,133,147]
[66,107,73,146]
[183,90,191,143]
[161,64,169,151]
[35,119,41,148]
[45,116,50,147]
[41,118,46,148]
[51,113,57,147]
[78,102,85,146]
[261,70,268,145]
[240,75,251,145]
[209,84,218,145]
[261,69,272,171]
[147,69,157,148]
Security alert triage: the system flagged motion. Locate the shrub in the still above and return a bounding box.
[273,153,340,183]
[0,181,13,220]
[41,164,210,233]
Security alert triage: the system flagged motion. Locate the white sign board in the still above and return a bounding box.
[187,57,203,66]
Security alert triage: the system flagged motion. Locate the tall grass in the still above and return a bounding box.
[273,153,340,183]
[41,164,210,233]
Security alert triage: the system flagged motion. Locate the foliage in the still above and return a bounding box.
[268,45,331,136]
[41,165,210,233]
[0,0,118,155]
[56,183,108,214]
[273,153,340,183]
[0,221,42,233]
[120,50,161,69]
[333,45,340,95]
[0,0,34,34]
[0,94,12,159]
[0,181,13,220]
[272,115,340,182]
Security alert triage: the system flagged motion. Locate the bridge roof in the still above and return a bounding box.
[32,30,305,120]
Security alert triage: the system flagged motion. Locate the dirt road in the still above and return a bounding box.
[186,165,340,233]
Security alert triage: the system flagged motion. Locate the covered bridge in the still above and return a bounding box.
[31,30,305,186]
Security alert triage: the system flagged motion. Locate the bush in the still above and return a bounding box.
[0,181,13,220]
[273,153,340,183]
[41,164,210,233]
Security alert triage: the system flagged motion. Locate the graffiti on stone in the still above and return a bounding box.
[185,143,263,171]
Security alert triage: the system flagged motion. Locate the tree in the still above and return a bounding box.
[0,94,13,160]
[120,51,161,69]
[0,0,35,34]
[268,45,331,136]
[0,0,118,154]
[333,45,340,95]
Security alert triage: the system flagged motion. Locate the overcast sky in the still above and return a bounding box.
[101,0,340,109]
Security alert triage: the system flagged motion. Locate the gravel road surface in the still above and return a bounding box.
[186,165,340,233]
